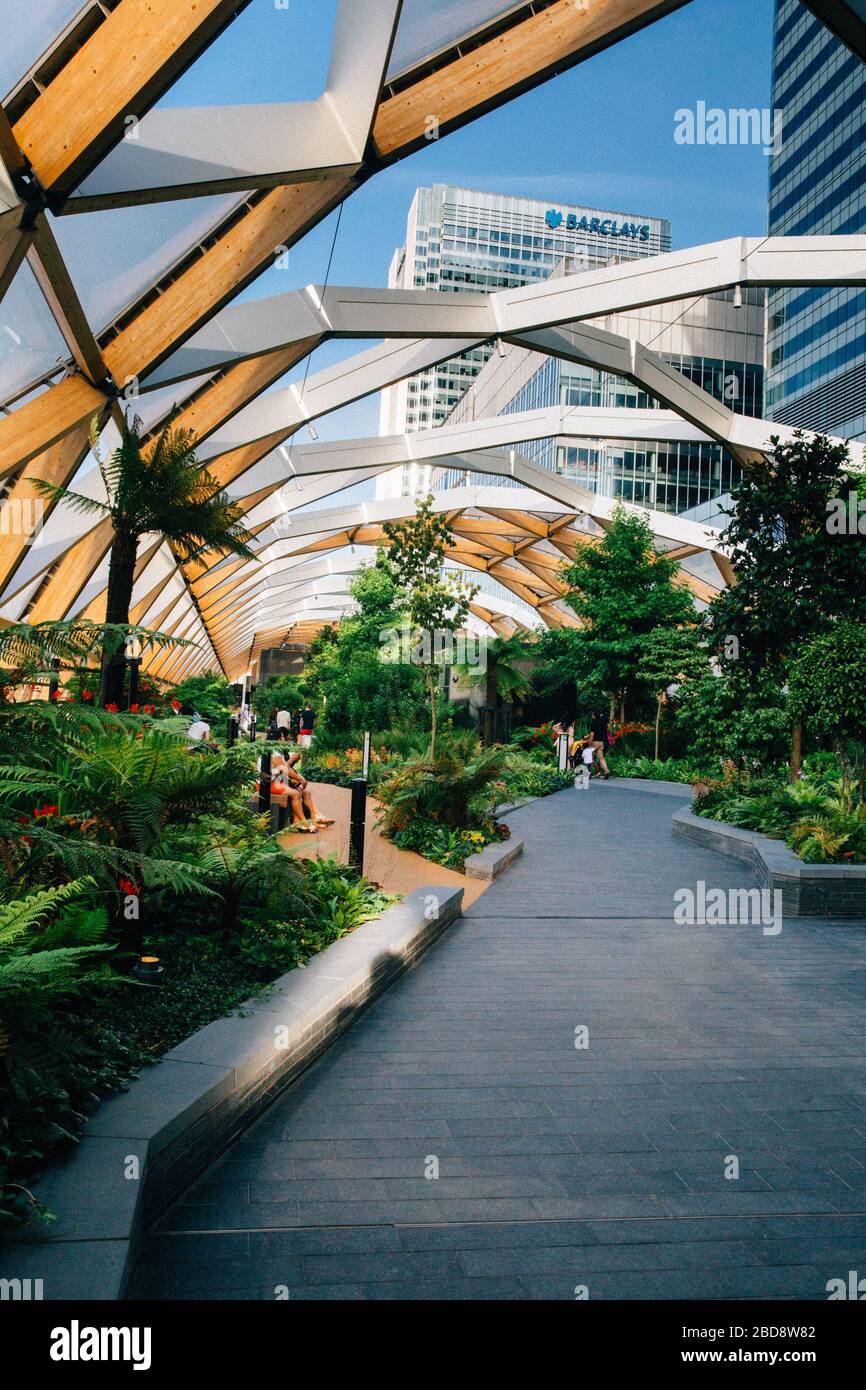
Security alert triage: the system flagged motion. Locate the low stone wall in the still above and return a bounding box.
[0,886,464,1301]
[464,836,524,880]
[673,806,866,917]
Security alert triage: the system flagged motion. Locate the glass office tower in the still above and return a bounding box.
[378,184,670,494]
[765,0,866,441]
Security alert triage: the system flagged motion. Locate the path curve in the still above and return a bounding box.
[131,784,866,1301]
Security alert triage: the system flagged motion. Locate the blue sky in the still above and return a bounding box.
[155,0,779,456]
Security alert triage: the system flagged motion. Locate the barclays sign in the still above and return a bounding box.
[545,209,649,241]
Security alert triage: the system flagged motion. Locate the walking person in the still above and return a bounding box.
[275,707,291,741]
[587,707,612,779]
[552,715,578,769]
[298,704,316,749]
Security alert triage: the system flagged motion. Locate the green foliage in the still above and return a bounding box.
[376,737,508,839]
[392,820,495,870]
[607,754,712,784]
[454,632,536,705]
[170,671,238,725]
[0,879,120,1226]
[709,433,866,680]
[254,674,301,721]
[694,765,866,864]
[788,620,866,801]
[559,506,695,713]
[672,666,790,773]
[31,416,255,704]
[301,557,428,739]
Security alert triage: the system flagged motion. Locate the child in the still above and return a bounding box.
[574,740,594,790]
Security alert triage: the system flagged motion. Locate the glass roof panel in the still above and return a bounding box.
[48,193,247,333]
[1,1,85,100]
[387,0,524,77]
[156,0,338,108]
[0,262,69,404]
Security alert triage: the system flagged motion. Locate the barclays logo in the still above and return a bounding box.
[545,208,649,241]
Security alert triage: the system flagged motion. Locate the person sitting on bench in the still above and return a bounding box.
[272,750,334,828]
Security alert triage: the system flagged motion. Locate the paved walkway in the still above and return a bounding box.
[131,784,866,1300]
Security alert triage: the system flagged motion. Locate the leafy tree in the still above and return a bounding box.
[674,665,789,772]
[788,620,866,806]
[560,506,694,720]
[708,432,866,777]
[170,670,237,726]
[382,500,478,755]
[300,558,427,738]
[636,626,709,761]
[31,417,256,709]
[254,675,302,722]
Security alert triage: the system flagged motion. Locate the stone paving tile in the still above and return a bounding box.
[132,787,866,1301]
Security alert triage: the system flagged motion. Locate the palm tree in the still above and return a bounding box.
[31,416,256,707]
[455,632,536,736]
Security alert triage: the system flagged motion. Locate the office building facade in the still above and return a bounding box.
[378,184,671,494]
[765,0,866,441]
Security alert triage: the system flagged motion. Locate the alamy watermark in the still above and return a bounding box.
[0,481,44,544]
[826,490,866,535]
[674,102,783,156]
[674,880,782,936]
[379,616,487,678]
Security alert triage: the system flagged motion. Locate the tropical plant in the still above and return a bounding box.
[453,631,536,711]
[376,740,508,838]
[31,417,256,707]
[0,878,119,1226]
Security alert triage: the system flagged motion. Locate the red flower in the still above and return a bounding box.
[129,702,140,714]
[51,688,63,701]
[105,702,119,713]
[33,804,58,818]
[17,814,30,825]
[81,689,93,701]
[171,699,181,712]
[118,877,140,895]
[143,703,155,715]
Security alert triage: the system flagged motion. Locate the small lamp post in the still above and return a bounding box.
[125,635,143,710]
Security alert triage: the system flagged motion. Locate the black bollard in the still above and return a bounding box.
[127,657,141,710]
[258,751,272,813]
[227,715,238,747]
[348,776,367,872]
[248,712,257,742]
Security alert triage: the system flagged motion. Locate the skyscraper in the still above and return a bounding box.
[765,0,866,441]
[377,184,670,495]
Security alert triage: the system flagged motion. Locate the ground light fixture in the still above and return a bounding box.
[132,956,165,983]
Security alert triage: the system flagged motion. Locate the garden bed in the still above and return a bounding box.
[672,806,866,917]
[0,886,464,1300]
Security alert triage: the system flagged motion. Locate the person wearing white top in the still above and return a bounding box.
[275,709,291,741]
[187,719,211,743]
